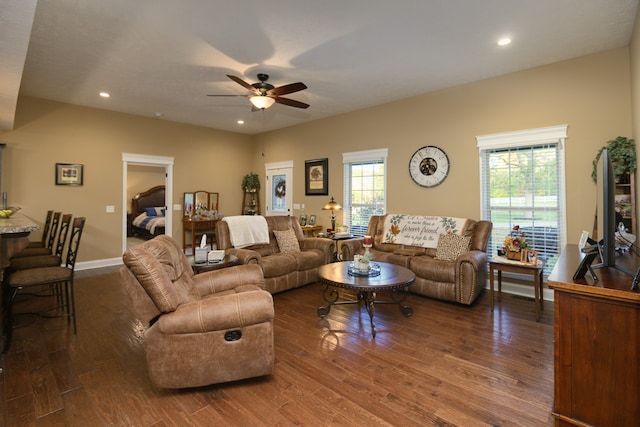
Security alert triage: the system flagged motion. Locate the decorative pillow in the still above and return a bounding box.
[434,233,471,262]
[273,228,301,254]
[144,207,164,217]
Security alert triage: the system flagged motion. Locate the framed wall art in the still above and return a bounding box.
[305,158,328,195]
[55,163,84,186]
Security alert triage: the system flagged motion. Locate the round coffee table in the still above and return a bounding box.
[317,261,416,338]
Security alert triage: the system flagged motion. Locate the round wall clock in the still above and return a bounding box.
[408,145,450,188]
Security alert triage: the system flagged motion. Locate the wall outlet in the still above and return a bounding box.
[106,205,115,213]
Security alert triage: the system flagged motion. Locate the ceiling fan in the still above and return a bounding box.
[208,74,309,110]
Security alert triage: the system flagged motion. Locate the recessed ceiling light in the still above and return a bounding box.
[497,37,512,46]
[99,92,110,98]
[237,120,245,125]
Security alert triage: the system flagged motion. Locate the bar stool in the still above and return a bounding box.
[3,217,86,353]
[26,210,54,248]
[11,211,62,258]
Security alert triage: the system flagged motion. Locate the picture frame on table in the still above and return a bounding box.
[55,163,84,186]
[299,214,307,226]
[521,249,538,265]
[305,158,328,195]
[309,214,316,226]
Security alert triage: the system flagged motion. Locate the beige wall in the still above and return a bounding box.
[0,97,253,261]
[0,45,636,264]
[254,48,633,247]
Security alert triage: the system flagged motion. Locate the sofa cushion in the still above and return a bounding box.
[273,228,301,254]
[261,253,298,278]
[434,233,471,262]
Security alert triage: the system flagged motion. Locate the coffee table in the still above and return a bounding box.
[317,261,416,338]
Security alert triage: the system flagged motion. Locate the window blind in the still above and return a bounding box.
[477,126,567,275]
[343,149,388,236]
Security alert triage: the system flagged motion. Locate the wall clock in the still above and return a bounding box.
[408,145,450,188]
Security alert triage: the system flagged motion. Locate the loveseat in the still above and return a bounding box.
[216,216,335,294]
[341,214,492,305]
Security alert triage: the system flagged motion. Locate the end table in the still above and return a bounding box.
[489,256,545,321]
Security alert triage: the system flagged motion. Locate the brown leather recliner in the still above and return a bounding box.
[120,235,274,389]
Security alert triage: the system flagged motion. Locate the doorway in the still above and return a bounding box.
[121,153,174,255]
[265,161,293,216]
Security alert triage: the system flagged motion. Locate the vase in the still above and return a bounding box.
[507,251,522,261]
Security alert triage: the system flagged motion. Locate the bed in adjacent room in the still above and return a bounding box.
[129,185,166,240]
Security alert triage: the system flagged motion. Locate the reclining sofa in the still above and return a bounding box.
[216,216,335,294]
[341,214,492,305]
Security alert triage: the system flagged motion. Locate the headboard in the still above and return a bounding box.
[131,185,166,216]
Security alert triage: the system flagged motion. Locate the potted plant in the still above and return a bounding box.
[241,173,261,192]
[591,136,637,182]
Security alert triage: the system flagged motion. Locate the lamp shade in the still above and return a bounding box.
[249,95,276,110]
[322,197,342,211]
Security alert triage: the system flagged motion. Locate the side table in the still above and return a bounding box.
[489,256,545,321]
[187,254,239,274]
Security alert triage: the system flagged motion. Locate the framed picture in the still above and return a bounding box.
[299,214,307,226]
[521,249,538,265]
[309,214,316,226]
[305,158,328,195]
[55,163,84,186]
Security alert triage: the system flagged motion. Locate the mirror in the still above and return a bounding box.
[184,191,219,218]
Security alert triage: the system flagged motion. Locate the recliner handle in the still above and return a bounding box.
[224,330,242,342]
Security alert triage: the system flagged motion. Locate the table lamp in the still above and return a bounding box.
[322,196,342,231]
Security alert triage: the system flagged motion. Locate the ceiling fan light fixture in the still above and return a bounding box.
[250,95,275,110]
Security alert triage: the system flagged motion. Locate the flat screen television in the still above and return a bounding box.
[593,148,633,277]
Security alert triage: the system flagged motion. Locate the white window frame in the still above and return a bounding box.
[342,148,388,236]
[476,125,568,276]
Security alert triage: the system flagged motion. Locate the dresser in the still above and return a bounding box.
[182,217,219,254]
[547,244,640,426]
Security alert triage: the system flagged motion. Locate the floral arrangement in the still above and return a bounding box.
[503,225,528,253]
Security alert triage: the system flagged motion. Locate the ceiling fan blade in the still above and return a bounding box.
[275,97,310,109]
[227,75,256,92]
[269,82,307,96]
[206,94,247,97]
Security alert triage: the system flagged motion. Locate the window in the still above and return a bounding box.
[477,126,567,275]
[343,149,388,236]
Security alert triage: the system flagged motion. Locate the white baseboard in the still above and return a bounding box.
[75,257,123,271]
[484,279,554,302]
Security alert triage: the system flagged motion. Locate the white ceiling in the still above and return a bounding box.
[2,0,638,134]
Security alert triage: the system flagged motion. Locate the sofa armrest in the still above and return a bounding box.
[193,264,265,296]
[157,290,274,334]
[224,248,261,265]
[299,237,335,264]
[339,238,364,261]
[455,250,488,268]
[455,250,489,304]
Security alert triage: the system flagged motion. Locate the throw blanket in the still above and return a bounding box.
[133,213,165,234]
[382,214,469,248]
[223,216,270,249]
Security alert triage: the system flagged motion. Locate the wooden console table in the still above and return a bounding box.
[182,217,219,255]
[548,244,640,426]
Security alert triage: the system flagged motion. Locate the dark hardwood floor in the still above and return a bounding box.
[1,266,555,426]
